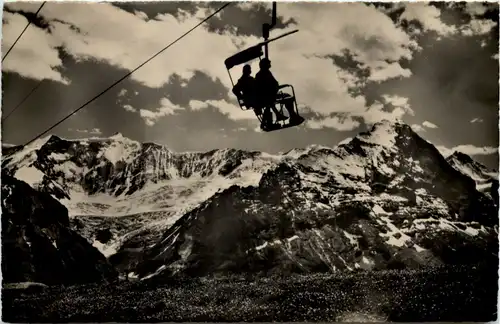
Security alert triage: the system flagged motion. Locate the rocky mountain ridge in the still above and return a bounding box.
[446,151,499,201]
[131,122,498,278]
[2,121,498,281]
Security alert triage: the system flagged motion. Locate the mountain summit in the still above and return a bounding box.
[2,121,498,280]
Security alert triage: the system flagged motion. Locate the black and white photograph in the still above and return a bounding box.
[1,1,499,322]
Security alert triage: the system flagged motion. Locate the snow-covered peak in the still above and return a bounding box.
[356,120,403,149]
[107,132,140,146]
[110,132,124,139]
[284,148,308,159]
[69,132,141,146]
[97,138,141,166]
[337,137,353,146]
[2,135,52,170]
[446,151,498,188]
[2,143,18,149]
[3,120,496,217]
[448,151,475,164]
[26,135,53,149]
[284,144,333,159]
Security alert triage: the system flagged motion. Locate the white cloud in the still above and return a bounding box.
[456,2,497,36]
[30,2,241,89]
[460,18,497,36]
[123,104,137,113]
[4,2,420,126]
[422,121,438,129]
[189,99,256,121]
[436,145,451,156]
[359,102,407,126]
[411,120,438,132]
[205,100,253,121]
[352,94,414,126]
[465,2,488,17]
[235,2,257,12]
[118,89,128,97]
[302,93,414,130]
[267,2,418,118]
[189,100,207,111]
[369,61,412,82]
[2,10,70,84]
[304,93,414,130]
[306,115,360,131]
[470,117,484,124]
[72,128,102,135]
[437,144,498,157]
[382,95,414,115]
[411,124,425,132]
[134,10,148,21]
[139,98,184,126]
[399,3,457,36]
[398,2,496,38]
[454,145,498,156]
[13,2,490,132]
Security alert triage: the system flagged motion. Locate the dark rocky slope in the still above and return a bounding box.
[1,173,118,285]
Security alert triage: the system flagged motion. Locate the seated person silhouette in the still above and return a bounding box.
[232,64,258,111]
[255,58,302,128]
[232,64,269,121]
[232,63,286,124]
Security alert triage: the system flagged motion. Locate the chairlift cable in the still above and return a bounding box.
[3,19,101,123]
[2,81,43,122]
[22,2,232,147]
[2,1,47,62]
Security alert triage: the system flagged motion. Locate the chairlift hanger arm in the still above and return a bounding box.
[259,29,298,47]
[224,2,298,70]
[224,44,263,70]
[262,2,277,40]
[224,29,299,72]
[262,1,277,59]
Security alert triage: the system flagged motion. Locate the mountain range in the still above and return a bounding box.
[2,120,498,284]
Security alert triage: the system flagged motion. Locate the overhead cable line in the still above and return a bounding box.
[22,2,231,147]
[2,81,43,122]
[2,1,47,122]
[3,16,102,123]
[2,1,47,62]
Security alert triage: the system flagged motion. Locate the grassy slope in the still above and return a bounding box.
[2,264,497,322]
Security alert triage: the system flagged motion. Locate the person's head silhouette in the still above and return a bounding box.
[259,58,271,70]
[242,64,252,76]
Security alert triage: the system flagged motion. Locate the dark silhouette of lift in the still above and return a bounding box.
[224,2,304,132]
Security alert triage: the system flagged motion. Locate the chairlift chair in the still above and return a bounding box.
[224,34,304,131]
[223,2,305,132]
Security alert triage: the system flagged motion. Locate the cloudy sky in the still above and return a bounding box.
[2,1,498,168]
